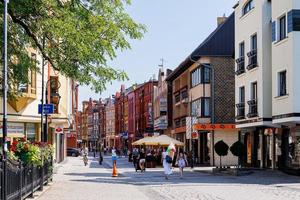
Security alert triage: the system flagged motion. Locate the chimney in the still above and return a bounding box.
[217,14,227,26]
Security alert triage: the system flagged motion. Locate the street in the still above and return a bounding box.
[37,156,300,200]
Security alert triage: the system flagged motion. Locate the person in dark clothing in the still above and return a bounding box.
[138,148,146,172]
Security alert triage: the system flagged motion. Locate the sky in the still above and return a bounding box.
[78,0,237,110]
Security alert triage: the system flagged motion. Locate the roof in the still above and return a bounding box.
[166,12,235,82]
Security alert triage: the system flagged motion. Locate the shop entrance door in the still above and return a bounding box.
[200,132,209,164]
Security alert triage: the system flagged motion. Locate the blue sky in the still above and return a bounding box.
[79,0,237,110]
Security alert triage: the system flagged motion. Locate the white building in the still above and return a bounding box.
[234,0,274,169]
[235,0,300,172]
[271,0,300,171]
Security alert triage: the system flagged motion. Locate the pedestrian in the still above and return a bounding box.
[132,148,139,169]
[161,148,172,180]
[176,150,188,179]
[139,148,146,172]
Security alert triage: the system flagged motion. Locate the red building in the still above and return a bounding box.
[134,80,158,141]
[67,81,79,148]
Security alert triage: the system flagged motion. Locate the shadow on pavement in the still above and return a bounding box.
[65,157,300,187]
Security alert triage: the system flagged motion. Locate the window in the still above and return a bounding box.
[251,82,257,100]
[191,99,201,117]
[251,34,257,50]
[279,15,287,40]
[201,98,210,117]
[191,65,211,87]
[239,42,245,58]
[203,66,211,83]
[239,86,245,103]
[243,0,254,16]
[278,71,287,96]
[191,67,201,87]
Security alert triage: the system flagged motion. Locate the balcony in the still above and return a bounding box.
[246,50,258,70]
[235,57,245,76]
[236,102,245,120]
[247,99,258,118]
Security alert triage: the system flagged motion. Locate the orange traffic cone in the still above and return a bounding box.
[112,161,118,177]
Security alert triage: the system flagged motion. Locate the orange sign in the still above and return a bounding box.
[193,124,236,131]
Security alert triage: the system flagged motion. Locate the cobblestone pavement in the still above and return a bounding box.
[37,155,300,200]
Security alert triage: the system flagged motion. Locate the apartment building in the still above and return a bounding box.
[234,0,274,168]
[271,0,300,172]
[105,97,116,148]
[134,80,158,139]
[154,68,173,136]
[167,14,237,166]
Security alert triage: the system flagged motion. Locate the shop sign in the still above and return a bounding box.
[154,116,167,130]
[193,124,236,131]
[192,131,198,139]
[159,98,167,112]
[0,122,25,135]
[55,126,64,134]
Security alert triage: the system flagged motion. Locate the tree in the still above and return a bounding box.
[230,141,246,168]
[214,140,229,168]
[0,0,146,97]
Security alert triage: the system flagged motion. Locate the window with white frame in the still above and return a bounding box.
[279,15,287,41]
[191,67,201,87]
[251,82,257,100]
[191,99,201,117]
[243,0,254,16]
[239,42,245,58]
[278,70,287,96]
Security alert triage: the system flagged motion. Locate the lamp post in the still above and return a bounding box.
[2,1,9,199]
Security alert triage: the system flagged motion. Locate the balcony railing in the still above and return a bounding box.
[235,57,245,75]
[246,50,258,70]
[247,99,258,118]
[236,102,245,120]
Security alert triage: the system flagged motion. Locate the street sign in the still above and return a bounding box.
[38,104,54,114]
[192,131,198,139]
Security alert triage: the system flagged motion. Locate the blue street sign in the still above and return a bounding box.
[38,104,54,115]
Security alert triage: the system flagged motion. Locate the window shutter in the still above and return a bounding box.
[272,21,276,42]
[288,10,293,33]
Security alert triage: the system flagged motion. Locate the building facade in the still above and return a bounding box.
[105,97,116,148]
[154,68,173,136]
[134,80,158,139]
[167,14,238,166]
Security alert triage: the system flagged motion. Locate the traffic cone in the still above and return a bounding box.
[112,161,118,177]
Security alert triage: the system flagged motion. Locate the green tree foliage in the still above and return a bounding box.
[0,0,145,97]
[214,140,229,167]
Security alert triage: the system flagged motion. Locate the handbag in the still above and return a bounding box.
[165,155,172,164]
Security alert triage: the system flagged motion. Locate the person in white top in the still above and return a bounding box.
[161,148,172,180]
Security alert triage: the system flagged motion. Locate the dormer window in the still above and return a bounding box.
[243,0,254,16]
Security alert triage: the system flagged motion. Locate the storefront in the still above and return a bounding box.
[277,126,300,172]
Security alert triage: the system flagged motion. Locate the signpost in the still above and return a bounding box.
[38,104,54,115]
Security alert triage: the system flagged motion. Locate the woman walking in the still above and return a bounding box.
[162,148,172,180]
[176,150,188,179]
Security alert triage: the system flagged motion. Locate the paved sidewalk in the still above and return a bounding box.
[36,155,300,200]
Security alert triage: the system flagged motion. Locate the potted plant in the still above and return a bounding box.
[214,140,229,168]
